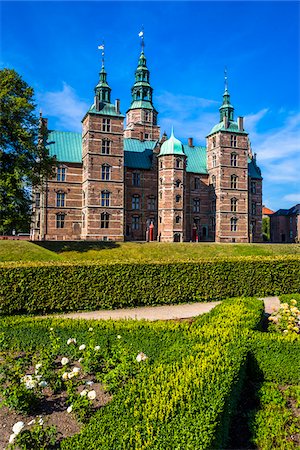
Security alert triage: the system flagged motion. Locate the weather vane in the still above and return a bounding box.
[98,42,105,66]
[224,66,228,91]
[138,26,145,51]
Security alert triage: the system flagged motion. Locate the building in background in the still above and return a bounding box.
[270,204,300,243]
[31,45,263,243]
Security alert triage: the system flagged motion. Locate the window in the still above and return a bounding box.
[101,164,111,181]
[212,154,217,168]
[56,192,65,207]
[176,195,181,203]
[102,140,111,155]
[211,217,216,232]
[175,215,181,224]
[82,213,85,228]
[132,216,140,230]
[212,137,216,148]
[160,160,163,169]
[144,133,149,140]
[35,193,40,208]
[231,197,237,212]
[176,159,181,169]
[231,175,237,189]
[147,196,156,210]
[251,202,257,215]
[230,217,238,232]
[231,153,237,167]
[57,167,66,181]
[132,195,140,210]
[230,135,237,148]
[194,177,200,190]
[211,175,216,188]
[145,111,150,122]
[56,213,65,229]
[251,221,256,235]
[102,118,111,132]
[83,191,86,206]
[251,181,256,194]
[101,212,109,228]
[176,179,181,188]
[101,191,110,207]
[290,230,293,239]
[193,198,200,213]
[132,172,140,186]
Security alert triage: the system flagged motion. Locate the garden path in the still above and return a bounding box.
[54,297,280,322]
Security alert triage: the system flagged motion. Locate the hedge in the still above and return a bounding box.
[0,256,299,315]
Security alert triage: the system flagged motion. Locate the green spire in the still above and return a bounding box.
[95,61,111,105]
[128,49,155,110]
[219,69,234,122]
[159,128,185,156]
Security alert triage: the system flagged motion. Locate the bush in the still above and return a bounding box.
[0,256,299,315]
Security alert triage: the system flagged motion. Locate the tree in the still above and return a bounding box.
[0,68,55,234]
[262,216,270,241]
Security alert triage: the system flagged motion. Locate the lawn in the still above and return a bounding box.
[1,240,300,263]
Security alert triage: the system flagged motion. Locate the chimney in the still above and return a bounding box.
[238,116,244,131]
[223,116,228,128]
[115,99,120,114]
[188,137,194,147]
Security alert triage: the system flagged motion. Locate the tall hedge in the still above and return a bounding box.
[0,256,299,315]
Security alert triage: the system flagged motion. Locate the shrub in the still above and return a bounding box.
[0,256,299,315]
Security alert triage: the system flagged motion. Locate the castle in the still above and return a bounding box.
[31,45,263,243]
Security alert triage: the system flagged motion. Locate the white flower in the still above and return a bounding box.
[12,421,24,435]
[28,419,36,426]
[38,417,44,425]
[67,338,76,345]
[86,381,94,386]
[62,372,69,380]
[68,372,76,379]
[72,367,80,374]
[35,363,42,371]
[88,327,93,332]
[67,405,73,413]
[80,389,88,396]
[94,345,100,351]
[136,352,148,362]
[117,335,121,339]
[35,375,42,381]
[39,381,48,388]
[283,330,288,333]
[50,327,54,331]
[79,344,86,351]
[78,358,83,363]
[9,434,16,443]
[25,379,37,389]
[87,390,96,400]
[61,357,69,366]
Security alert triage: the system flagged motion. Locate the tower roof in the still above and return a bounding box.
[159,129,185,157]
[127,48,156,112]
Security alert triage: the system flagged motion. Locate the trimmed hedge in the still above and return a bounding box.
[0,256,299,315]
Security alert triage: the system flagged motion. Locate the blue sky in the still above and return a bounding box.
[1,1,300,211]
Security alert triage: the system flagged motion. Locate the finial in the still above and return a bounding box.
[224,66,228,92]
[138,26,145,52]
[171,126,174,137]
[98,42,105,67]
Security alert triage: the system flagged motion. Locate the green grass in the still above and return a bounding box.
[1,241,300,263]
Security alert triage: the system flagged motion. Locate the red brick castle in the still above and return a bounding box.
[31,46,262,242]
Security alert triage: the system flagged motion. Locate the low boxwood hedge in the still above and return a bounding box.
[0,256,299,315]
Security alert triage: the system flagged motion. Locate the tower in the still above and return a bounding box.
[206,77,250,242]
[124,45,160,141]
[81,53,125,241]
[158,130,186,242]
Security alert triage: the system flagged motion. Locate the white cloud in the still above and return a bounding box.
[37,83,90,132]
[283,193,300,203]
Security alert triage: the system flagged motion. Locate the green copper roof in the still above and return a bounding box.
[183,145,207,174]
[87,103,125,118]
[47,131,82,163]
[124,139,157,169]
[159,130,185,156]
[128,100,154,111]
[207,120,248,136]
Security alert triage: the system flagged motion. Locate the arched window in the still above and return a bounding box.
[176,195,181,203]
[176,179,181,188]
[176,159,181,169]
[230,217,238,232]
[231,197,237,212]
[101,164,111,181]
[101,191,110,207]
[211,175,216,188]
[175,215,181,224]
[231,175,237,189]
[100,212,109,229]
[231,153,237,167]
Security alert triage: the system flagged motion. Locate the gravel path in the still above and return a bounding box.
[54,297,280,322]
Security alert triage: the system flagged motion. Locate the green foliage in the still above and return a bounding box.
[268,298,300,334]
[0,68,55,234]
[250,382,300,450]
[0,257,299,315]
[262,216,270,241]
[8,420,57,450]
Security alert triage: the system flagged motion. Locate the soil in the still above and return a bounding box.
[0,381,111,449]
